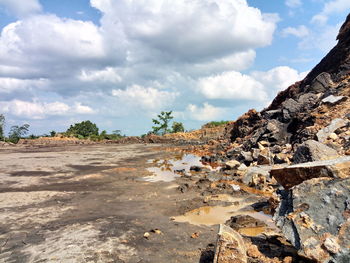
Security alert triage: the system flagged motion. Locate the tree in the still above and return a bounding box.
[50,130,56,137]
[66,120,99,138]
[8,124,30,143]
[171,121,185,133]
[0,114,5,140]
[152,111,173,135]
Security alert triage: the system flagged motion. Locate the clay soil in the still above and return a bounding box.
[0,144,217,263]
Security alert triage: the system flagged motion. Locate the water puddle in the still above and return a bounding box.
[173,196,278,236]
[143,154,217,182]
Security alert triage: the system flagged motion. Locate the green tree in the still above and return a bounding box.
[66,120,99,138]
[0,114,5,140]
[8,124,30,143]
[171,121,185,133]
[152,111,173,135]
[50,130,56,137]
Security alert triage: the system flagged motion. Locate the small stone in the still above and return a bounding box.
[323,237,340,254]
[225,160,241,169]
[143,232,150,239]
[191,232,200,239]
[246,244,260,258]
[328,133,338,140]
[283,256,293,263]
[231,184,241,191]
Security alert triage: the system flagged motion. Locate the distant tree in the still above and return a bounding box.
[0,114,5,140]
[8,124,30,143]
[152,111,173,135]
[50,130,56,137]
[66,120,99,138]
[171,121,185,133]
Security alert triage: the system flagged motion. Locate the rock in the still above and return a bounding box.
[225,160,241,170]
[213,224,247,263]
[328,132,338,140]
[322,95,347,105]
[293,140,339,164]
[238,151,253,164]
[257,149,272,165]
[271,156,350,189]
[317,118,349,143]
[308,72,334,93]
[190,166,202,172]
[226,215,266,230]
[273,178,350,262]
[242,165,272,186]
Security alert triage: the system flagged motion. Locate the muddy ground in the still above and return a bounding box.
[0,144,226,263]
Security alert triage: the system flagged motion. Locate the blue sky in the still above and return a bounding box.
[0,0,349,136]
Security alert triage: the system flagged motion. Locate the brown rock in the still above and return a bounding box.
[271,156,350,189]
[213,224,247,263]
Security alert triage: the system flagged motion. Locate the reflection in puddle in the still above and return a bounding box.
[173,196,278,236]
[143,154,217,182]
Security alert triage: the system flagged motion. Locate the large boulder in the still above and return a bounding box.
[274,178,350,262]
[213,224,247,263]
[271,156,350,189]
[293,140,339,164]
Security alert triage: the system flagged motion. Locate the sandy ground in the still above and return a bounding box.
[0,144,218,263]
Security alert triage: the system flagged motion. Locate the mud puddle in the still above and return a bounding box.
[143,154,218,182]
[174,195,278,236]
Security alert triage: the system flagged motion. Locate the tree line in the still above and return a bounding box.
[0,111,225,144]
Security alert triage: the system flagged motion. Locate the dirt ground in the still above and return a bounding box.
[0,144,220,263]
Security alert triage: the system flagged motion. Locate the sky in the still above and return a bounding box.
[0,0,349,136]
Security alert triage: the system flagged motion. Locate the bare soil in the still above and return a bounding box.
[0,144,218,263]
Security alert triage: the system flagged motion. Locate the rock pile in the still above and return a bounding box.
[209,13,350,263]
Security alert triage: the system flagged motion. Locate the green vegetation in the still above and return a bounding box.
[152,111,174,135]
[8,124,30,143]
[50,130,56,137]
[171,121,185,133]
[0,114,5,141]
[66,120,99,138]
[150,111,186,135]
[202,120,230,128]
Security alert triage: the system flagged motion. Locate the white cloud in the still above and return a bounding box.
[282,25,309,38]
[197,71,268,101]
[311,0,350,24]
[0,0,42,18]
[298,23,340,52]
[74,103,95,114]
[79,67,122,83]
[0,77,48,94]
[0,100,94,119]
[186,103,226,121]
[0,15,106,79]
[251,66,308,94]
[285,0,302,8]
[111,85,178,110]
[91,0,278,62]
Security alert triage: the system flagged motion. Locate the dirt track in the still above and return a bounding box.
[0,144,219,263]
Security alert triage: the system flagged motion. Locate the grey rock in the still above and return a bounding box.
[308,72,334,93]
[322,95,347,105]
[239,151,253,164]
[293,140,339,164]
[316,118,349,143]
[242,165,272,186]
[271,156,350,189]
[274,178,350,262]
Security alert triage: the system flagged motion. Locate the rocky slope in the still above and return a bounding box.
[208,13,350,263]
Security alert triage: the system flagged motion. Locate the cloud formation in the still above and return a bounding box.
[0,0,42,18]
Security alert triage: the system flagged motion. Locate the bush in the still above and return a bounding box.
[171,122,185,133]
[66,120,99,138]
[202,120,230,128]
[8,124,30,144]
